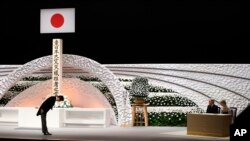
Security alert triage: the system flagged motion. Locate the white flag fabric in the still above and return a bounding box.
[40,8,75,33]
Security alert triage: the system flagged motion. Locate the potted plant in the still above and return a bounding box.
[129,77,149,104]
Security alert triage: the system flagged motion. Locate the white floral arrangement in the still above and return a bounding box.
[54,96,73,108]
[129,77,149,97]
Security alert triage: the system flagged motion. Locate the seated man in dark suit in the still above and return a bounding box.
[36,95,64,135]
[206,99,219,113]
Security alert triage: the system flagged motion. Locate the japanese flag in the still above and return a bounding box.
[40,8,75,33]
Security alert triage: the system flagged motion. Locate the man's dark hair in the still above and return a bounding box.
[57,95,64,101]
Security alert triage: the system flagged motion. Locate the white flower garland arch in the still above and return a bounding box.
[0,54,131,126]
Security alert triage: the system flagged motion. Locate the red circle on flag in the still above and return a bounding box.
[50,13,64,28]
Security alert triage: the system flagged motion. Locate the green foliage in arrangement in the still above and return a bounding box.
[125,85,176,93]
[78,76,101,81]
[22,76,51,81]
[9,84,32,92]
[147,96,197,107]
[0,92,19,105]
[148,112,187,126]
[92,83,111,93]
[148,86,176,93]
[133,112,187,126]
[118,78,132,82]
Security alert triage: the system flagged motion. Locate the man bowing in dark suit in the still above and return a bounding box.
[36,95,64,135]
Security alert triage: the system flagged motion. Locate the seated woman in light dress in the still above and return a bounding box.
[219,100,230,114]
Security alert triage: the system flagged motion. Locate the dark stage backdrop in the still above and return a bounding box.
[0,0,249,64]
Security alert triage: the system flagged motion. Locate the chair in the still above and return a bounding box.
[230,107,237,124]
[217,107,221,114]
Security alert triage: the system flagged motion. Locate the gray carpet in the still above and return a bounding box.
[15,127,41,130]
[0,126,229,141]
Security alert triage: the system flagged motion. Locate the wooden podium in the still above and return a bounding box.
[187,113,232,137]
[131,103,149,126]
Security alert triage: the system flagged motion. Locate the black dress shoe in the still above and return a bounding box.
[43,132,52,135]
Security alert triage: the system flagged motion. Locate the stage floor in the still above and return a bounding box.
[0,125,229,141]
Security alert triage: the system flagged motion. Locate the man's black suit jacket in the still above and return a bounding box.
[206,104,219,113]
[36,96,56,116]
